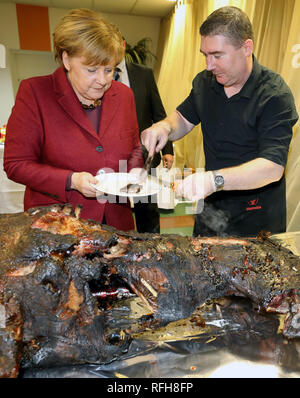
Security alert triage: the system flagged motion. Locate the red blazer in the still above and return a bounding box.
[4,67,143,231]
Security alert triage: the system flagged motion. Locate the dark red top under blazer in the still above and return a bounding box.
[4,67,143,231]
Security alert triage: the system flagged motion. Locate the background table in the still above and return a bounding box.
[0,144,25,213]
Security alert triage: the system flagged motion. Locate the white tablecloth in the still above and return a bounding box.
[0,144,25,213]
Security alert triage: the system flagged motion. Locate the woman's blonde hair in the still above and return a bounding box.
[53,8,124,67]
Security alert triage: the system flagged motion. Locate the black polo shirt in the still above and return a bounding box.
[176,56,299,237]
[177,55,298,170]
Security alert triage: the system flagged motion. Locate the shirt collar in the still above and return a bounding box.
[238,55,261,98]
[210,55,261,99]
[116,57,126,73]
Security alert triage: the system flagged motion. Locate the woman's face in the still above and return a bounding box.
[62,51,115,104]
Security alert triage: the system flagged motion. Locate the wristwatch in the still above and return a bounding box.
[212,170,224,191]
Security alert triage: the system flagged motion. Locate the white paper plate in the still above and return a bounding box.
[92,172,161,197]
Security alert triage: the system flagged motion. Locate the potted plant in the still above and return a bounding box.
[125,38,156,65]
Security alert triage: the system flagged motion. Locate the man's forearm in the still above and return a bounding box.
[218,158,284,191]
[162,110,195,141]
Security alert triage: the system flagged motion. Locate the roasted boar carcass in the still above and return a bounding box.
[0,204,299,378]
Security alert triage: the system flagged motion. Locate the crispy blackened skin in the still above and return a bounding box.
[0,204,299,377]
[109,234,300,337]
[0,205,130,377]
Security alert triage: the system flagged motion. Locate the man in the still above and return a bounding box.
[141,6,298,237]
[115,56,174,233]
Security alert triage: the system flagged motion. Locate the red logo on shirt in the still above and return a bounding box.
[246,198,262,211]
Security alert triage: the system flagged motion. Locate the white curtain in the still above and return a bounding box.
[281,0,300,231]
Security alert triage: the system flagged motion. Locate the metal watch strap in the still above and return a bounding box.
[212,170,224,191]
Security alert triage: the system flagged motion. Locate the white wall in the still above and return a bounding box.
[0,44,5,68]
[0,3,19,49]
[0,4,18,124]
[48,8,161,58]
[0,2,162,124]
[9,50,59,96]
[0,3,161,52]
[0,48,15,127]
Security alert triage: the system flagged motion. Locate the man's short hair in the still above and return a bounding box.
[200,6,254,48]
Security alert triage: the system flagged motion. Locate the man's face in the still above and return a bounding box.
[200,35,252,89]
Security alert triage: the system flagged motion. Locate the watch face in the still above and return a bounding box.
[215,175,224,188]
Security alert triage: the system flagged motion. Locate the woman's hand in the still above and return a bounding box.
[71,172,98,197]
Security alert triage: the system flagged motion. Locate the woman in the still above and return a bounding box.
[4,9,143,231]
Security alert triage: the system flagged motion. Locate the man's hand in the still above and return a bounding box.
[141,122,170,157]
[71,172,98,197]
[176,171,215,201]
[141,111,195,157]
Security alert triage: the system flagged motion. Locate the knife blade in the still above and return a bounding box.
[137,154,153,183]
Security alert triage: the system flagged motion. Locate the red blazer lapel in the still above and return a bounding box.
[52,68,99,140]
[99,81,120,139]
